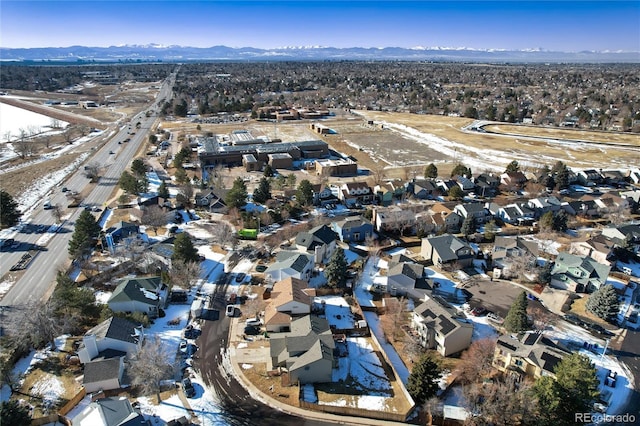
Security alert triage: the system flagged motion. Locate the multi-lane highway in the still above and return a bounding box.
[0,72,176,307]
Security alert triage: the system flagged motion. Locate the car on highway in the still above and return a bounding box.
[61,187,68,192]
[109,150,115,154]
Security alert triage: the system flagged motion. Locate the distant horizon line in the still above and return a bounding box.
[2,44,639,54]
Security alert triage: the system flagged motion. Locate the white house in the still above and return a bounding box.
[77,316,144,364]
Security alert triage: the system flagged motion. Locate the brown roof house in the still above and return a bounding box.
[411,296,473,357]
[269,315,335,384]
[264,277,316,333]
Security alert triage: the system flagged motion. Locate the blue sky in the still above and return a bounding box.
[1,1,639,51]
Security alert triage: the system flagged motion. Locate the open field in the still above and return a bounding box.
[485,124,640,146]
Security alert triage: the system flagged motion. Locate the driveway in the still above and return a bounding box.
[462,277,545,318]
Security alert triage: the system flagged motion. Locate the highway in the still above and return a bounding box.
[0,72,176,308]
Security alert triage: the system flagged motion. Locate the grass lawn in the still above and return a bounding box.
[569,295,609,326]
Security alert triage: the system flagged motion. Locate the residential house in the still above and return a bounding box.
[269,315,335,384]
[374,206,416,233]
[496,203,536,225]
[454,203,493,224]
[339,182,374,207]
[493,236,540,270]
[103,221,140,251]
[407,179,441,200]
[264,251,314,283]
[264,277,315,333]
[576,169,603,187]
[77,316,144,363]
[528,196,562,218]
[430,203,462,233]
[421,234,474,268]
[493,332,569,380]
[453,175,476,193]
[412,296,473,356]
[331,216,374,243]
[194,190,227,213]
[72,396,149,426]
[500,171,528,190]
[436,179,458,195]
[570,234,617,266]
[387,259,432,299]
[550,252,611,293]
[562,199,600,218]
[601,170,627,188]
[628,168,640,185]
[474,174,500,197]
[601,223,640,252]
[295,224,339,264]
[137,195,172,211]
[374,181,404,206]
[107,277,168,319]
[83,357,125,393]
[311,183,338,206]
[594,193,630,213]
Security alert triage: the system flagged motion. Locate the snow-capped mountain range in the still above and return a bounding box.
[1,44,638,63]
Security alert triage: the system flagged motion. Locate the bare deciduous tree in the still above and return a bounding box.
[128,335,175,401]
[140,205,169,235]
[455,338,497,385]
[50,204,63,223]
[170,259,201,289]
[84,162,101,182]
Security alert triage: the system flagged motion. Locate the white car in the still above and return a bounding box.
[246,317,262,327]
[226,305,235,317]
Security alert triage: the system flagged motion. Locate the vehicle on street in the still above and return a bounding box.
[255,264,267,272]
[487,312,504,324]
[226,305,236,317]
[179,340,188,353]
[43,200,52,209]
[61,187,68,192]
[235,272,246,283]
[109,150,115,154]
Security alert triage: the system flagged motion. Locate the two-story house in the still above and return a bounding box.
[412,296,473,357]
[453,203,493,225]
[374,205,416,234]
[295,224,339,264]
[339,182,374,207]
[527,196,562,218]
[407,179,441,200]
[264,277,316,333]
[331,216,374,243]
[474,174,501,197]
[264,251,314,283]
[421,234,474,268]
[77,316,144,364]
[493,332,569,380]
[550,252,611,293]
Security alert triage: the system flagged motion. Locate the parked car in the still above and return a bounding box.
[235,272,246,283]
[182,378,195,398]
[564,314,585,326]
[246,317,262,327]
[487,312,504,324]
[179,340,188,353]
[61,187,68,192]
[244,325,261,335]
[226,305,236,317]
[255,264,267,273]
[587,323,614,337]
[471,306,487,316]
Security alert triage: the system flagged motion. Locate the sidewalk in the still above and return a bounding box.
[226,316,409,426]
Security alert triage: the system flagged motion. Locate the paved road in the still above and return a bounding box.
[194,284,330,426]
[0,71,176,307]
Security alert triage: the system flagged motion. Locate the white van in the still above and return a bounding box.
[43,200,52,209]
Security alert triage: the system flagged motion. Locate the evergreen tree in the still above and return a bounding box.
[158,180,170,199]
[252,177,272,204]
[461,215,475,236]
[504,291,530,333]
[68,210,101,258]
[424,163,438,179]
[263,164,274,177]
[324,246,348,288]
[1,400,31,425]
[172,233,200,264]
[451,163,471,178]
[539,211,555,232]
[532,353,599,426]
[505,160,520,173]
[553,210,569,232]
[119,171,139,194]
[537,261,553,284]
[0,190,21,228]
[586,284,620,321]
[551,161,570,190]
[448,185,464,200]
[131,158,147,178]
[296,179,314,207]
[225,177,248,209]
[406,353,442,405]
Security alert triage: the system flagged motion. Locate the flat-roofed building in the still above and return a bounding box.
[315,158,358,177]
[268,153,294,169]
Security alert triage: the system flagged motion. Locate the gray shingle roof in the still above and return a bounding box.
[85,316,143,345]
[83,357,121,385]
